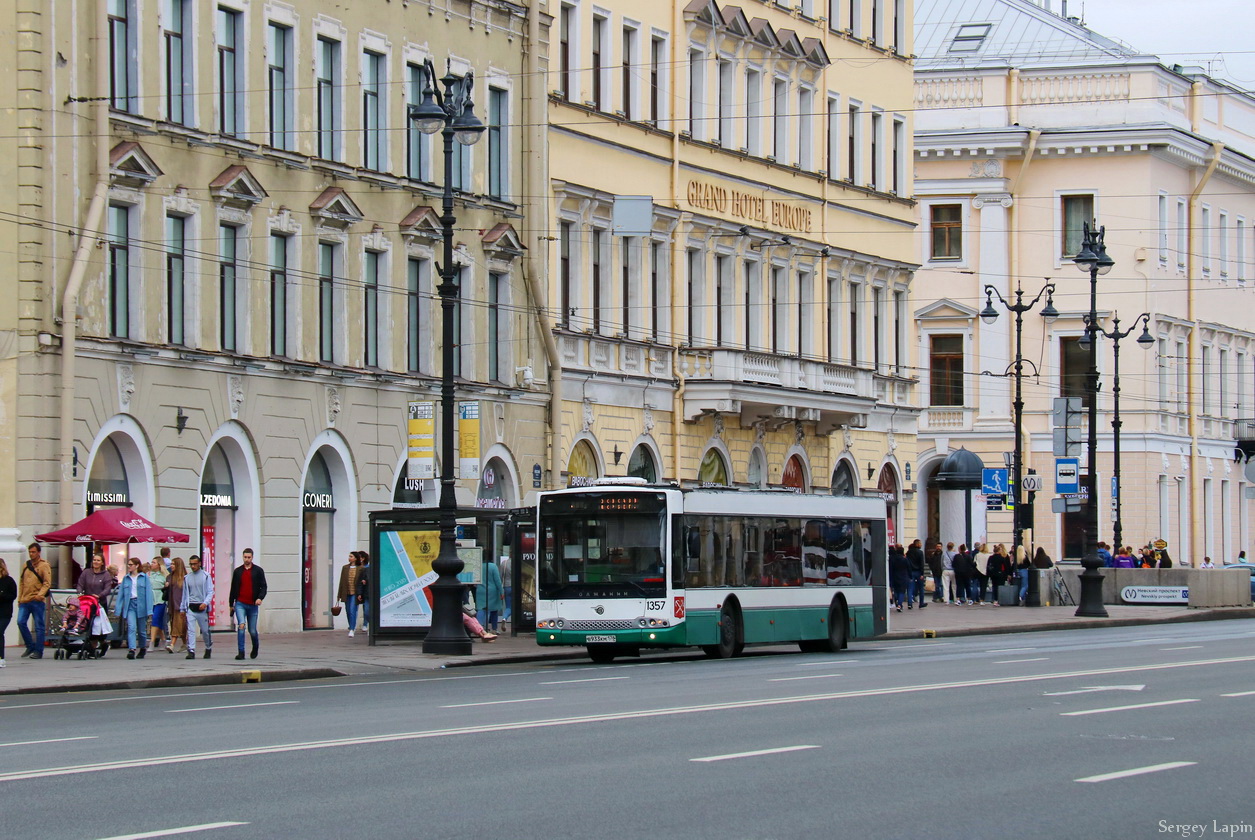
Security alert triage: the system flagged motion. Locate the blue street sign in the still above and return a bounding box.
[982,468,1009,496]
[1056,458,1080,494]
[1111,475,1118,499]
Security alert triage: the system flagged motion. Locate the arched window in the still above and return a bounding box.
[831,461,856,496]
[627,445,658,482]
[698,448,729,486]
[782,454,806,490]
[568,440,599,485]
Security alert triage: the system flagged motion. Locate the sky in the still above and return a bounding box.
[1076,0,1255,91]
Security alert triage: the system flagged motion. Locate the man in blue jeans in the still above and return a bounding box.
[229,548,268,661]
[17,543,52,659]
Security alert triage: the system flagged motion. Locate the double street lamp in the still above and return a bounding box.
[409,59,486,655]
[1072,221,1114,618]
[1080,312,1153,552]
[980,282,1059,606]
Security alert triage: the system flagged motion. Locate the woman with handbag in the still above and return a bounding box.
[336,552,363,637]
[165,558,188,653]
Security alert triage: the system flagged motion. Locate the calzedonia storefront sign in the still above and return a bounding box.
[686,179,813,234]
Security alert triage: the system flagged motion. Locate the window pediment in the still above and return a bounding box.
[209,164,268,209]
[916,298,978,322]
[110,142,163,189]
[309,187,363,231]
[720,6,751,36]
[481,223,526,260]
[683,0,722,26]
[399,205,442,242]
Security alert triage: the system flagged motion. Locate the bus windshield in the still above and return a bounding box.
[539,510,666,599]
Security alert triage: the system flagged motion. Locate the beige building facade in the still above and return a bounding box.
[2,0,551,633]
[913,0,1255,564]
[544,0,921,543]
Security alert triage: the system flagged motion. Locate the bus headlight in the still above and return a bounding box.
[555,618,565,629]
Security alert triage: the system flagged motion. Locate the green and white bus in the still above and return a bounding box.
[535,479,889,662]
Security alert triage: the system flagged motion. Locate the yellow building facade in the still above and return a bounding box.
[545,0,921,543]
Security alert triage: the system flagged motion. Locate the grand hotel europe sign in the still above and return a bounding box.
[685,179,814,235]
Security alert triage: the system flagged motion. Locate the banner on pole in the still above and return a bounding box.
[407,401,435,480]
[459,401,480,479]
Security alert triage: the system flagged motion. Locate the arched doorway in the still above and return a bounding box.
[476,456,516,510]
[831,461,857,496]
[301,442,355,630]
[877,466,900,546]
[627,445,658,482]
[747,447,767,488]
[698,448,730,486]
[567,440,600,486]
[84,421,154,572]
[199,445,238,629]
[782,454,807,491]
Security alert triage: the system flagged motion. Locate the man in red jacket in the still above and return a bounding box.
[229,548,267,661]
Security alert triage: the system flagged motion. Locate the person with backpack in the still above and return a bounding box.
[17,543,52,659]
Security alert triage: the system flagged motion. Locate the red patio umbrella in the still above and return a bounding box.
[36,507,191,546]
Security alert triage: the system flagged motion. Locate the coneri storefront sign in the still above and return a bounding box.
[685,180,813,234]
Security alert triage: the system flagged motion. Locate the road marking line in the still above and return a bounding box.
[1221,690,1255,697]
[994,658,1050,664]
[0,736,98,748]
[93,822,248,840]
[1075,762,1196,783]
[1161,646,1203,651]
[1043,685,1145,696]
[3,657,1251,784]
[1062,699,1199,716]
[989,648,1038,653]
[539,677,630,685]
[442,697,552,708]
[768,674,845,682]
[692,745,820,763]
[165,701,299,714]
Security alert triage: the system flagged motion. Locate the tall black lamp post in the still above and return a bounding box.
[1082,312,1153,552]
[980,281,1058,606]
[410,59,485,655]
[1072,221,1114,618]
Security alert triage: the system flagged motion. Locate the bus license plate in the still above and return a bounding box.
[586,635,617,643]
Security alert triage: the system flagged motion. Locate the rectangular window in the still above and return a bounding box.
[825,95,840,177]
[108,204,130,339]
[870,0,880,43]
[743,261,757,349]
[746,69,762,156]
[870,111,882,190]
[166,215,187,345]
[872,287,883,369]
[559,4,574,99]
[798,88,814,169]
[1060,336,1092,409]
[1219,348,1229,416]
[1176,339,1187,413]
[827,276,840,362]
[450,85,471,192]
[592,229,605,333]
[560,222,573,328]
[1238,218,1248,282]
[362,51,385,171]
[688,49,705,138]
[1201,206,1213,275]
[893,290,904,372]
[364,251,380,367]
[268,23,293,149]
[650,241,663,341]
[1061,194,1094,258]
[1176,199,1188,269]
[931,204,963,259]
[797,269,812,357]
[717,58,733,145]
[848,281,860,365]
[772,265,786,353]
[891,117,904,193]
[407,258,428,373]
[319,243,338,363]
[649,36,664,124]
[622,26,637,119]
[715,255,730,345]
[1202,345,1212,414]
[109,0,135,112]
[217,7,242,136]
[592,15,606,110]
[270,234,289,357]
[1158,193,1169,263]
[929,335,964,406]
[452,268,464,378]
[1158,337,1169,409]
[1219,211,1229,277]
[773,79,788,160]
[847,101,861,183]
[488,272,503,382]
[317,38,342,160]
[220,225,239,352]
[407,63,430,180]
[687,249,701,342]
[488,88,508,199]
[165,0,190,124]
[848,0,860,36]
[622,238,633,335]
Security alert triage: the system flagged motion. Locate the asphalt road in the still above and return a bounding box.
[3,620,1254,840]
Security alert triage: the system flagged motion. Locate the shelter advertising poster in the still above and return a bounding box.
[378,529,440,628]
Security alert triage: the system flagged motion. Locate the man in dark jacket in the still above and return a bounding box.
[905,539,928,610]
[229,548,268,660]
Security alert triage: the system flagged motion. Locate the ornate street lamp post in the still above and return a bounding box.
[1082,312,1153,552]
[409,59,486,654]
[1072,221,1114,618]
[980,281,1058,606]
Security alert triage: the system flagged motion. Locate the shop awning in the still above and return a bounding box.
[35,508,191,546]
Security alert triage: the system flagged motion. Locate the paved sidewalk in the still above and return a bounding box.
[2,605,1251,697]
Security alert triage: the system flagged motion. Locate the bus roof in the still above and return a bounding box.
[540,484,887,520]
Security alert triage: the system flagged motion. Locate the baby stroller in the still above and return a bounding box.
[53,594,106,660]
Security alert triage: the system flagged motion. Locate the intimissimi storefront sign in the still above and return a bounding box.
[685,180,814,234]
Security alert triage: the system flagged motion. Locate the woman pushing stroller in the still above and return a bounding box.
[77,552,115,657]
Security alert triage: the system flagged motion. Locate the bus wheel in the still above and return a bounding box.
[703,603,740,659]
[825,602,848,653]
[587,645,618,664]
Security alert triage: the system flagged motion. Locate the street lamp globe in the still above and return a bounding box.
[410,89,446,135]
[980,295,1000,325]
[453,101,486,146]
[1040,291,1059,324]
